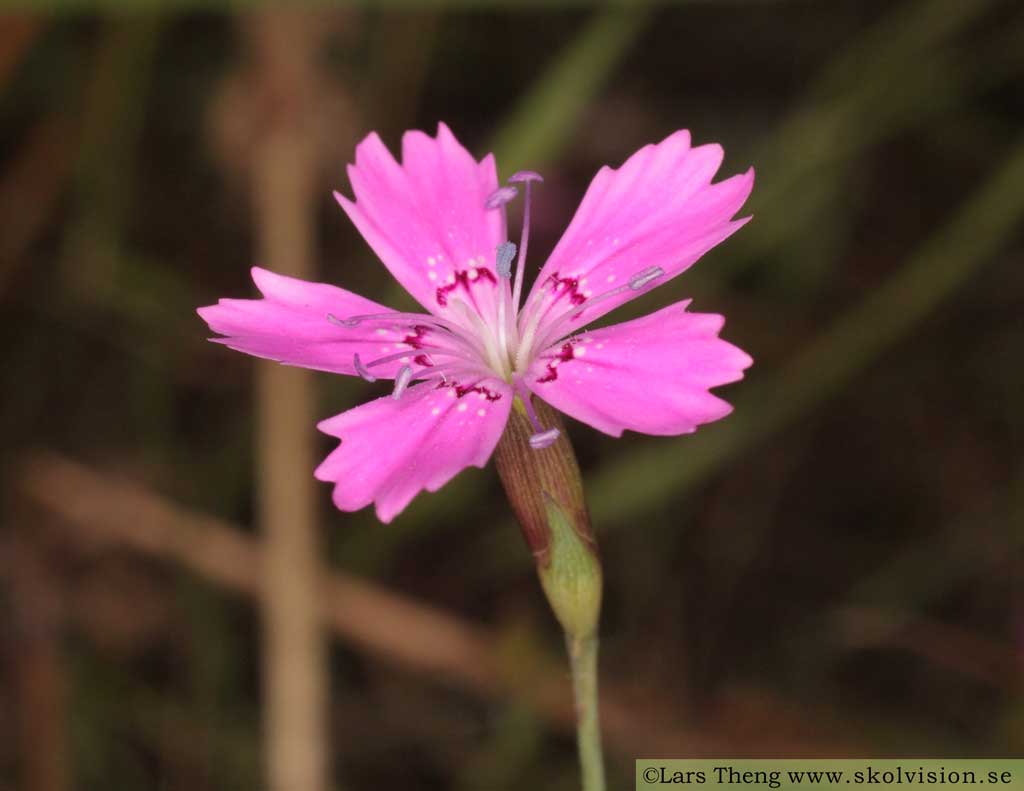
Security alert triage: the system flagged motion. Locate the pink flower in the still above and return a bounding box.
[199,124,754,522]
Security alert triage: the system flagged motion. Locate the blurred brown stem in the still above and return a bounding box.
[0,14,43,92]
[5,536,68,791]
[245,11,329,791]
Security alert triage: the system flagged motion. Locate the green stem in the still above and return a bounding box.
[568,632,605,791]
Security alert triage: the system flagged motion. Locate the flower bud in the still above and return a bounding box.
[494,397,602,638]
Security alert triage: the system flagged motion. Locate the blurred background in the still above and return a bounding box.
[1,0,1023,789]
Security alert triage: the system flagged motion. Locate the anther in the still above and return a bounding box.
[353,353,377,382]
[628,266,664,290]
[327,313,359,327]
[392,365,412,399]
[509,170,544,184]
[529,428,560,450]
[495,241,517,278]
[485,186,518,209]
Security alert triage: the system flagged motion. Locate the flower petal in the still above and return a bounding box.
[335,123,506,327]
[522,130,753,342]
[526,299,751,437]
[315,376,513,522]
[198,267,438,379]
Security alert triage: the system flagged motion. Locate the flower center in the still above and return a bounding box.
[321,169,665,450]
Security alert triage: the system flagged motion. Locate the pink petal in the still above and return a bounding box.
[526,299,752,437]
[198,267,437,379]
[315,377,512,522]
[523,130,754,338]
[335,123,506,326]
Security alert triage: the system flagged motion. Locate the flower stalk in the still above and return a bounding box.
[494,396,605,791]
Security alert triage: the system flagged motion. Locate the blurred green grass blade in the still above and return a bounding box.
[60,16,162,301]
[489,5,651,173]
[845,463,1024,611]
[716,0,1011,283]
[811,0,995,97]
[589,137,1024,523]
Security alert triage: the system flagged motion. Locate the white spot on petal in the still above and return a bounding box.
[575,346,587,358]
[431,407,441,416]
[428,271,437,281]
[606,274,616,283]
[457,402,467,412]
[427,256,436,266]
[477,409,486,417]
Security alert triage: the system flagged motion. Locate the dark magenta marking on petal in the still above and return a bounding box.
[402,325,431,349]
[536,342,576,383]
[435,268,498,307]
[544,272,587,307]
[434,380,503,401]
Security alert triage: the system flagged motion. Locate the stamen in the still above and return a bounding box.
[529,428,560,450]
[360,346,477,372]
[392,365,412,399]
[495,241,517,278]
[353,353,376,382]
[485,186,518,209]
[526,265,668,354]
[326,310,489,362]
[628,265,664,290]
[509,170,543,312]
[513,377,561,451]
[328,311,459,334]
